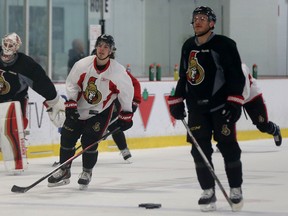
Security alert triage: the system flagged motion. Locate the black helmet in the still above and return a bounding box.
[192,6,216,24]
[95,34,116,51]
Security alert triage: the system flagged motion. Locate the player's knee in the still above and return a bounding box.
[217,142,241,161]
[190,141,213,162]
[225,159,242,169]
[60,145,75,152]
[85,149,98,154]
[60,135,77,149]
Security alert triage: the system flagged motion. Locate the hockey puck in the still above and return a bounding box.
[138,203,161,209]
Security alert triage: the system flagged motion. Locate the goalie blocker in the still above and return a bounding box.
[0,101,28,173]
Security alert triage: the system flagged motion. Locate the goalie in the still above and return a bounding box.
[0,32,65,172]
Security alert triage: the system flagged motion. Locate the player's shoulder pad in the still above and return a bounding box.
[183,36,195,47]
[213,34,236,46]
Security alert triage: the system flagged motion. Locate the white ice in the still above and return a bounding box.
[1,139,288,216]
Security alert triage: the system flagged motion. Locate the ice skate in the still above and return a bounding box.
[48,168,71,187]
[120,148,132,161]
[272,124,282,146]
[230,187,243,211]
[198,188,217,212]
[78,170,92,190]
[52,161,60,167]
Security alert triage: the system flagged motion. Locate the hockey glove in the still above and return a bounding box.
[43,94,66,127]
[132,100,139,113]
[222,101,242,123]
[118,111,133,131]
[168,96,186,120]
[65,100,80,121]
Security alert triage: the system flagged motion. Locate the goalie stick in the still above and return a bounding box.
[181,119,235,210]
[11,127,120,193]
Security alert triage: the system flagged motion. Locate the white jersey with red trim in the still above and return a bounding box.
[242,63,262,103]
[66,56,134,120]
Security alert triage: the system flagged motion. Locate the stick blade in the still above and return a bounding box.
[11,185,29,193]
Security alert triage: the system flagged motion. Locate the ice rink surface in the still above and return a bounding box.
[1,138,288,216]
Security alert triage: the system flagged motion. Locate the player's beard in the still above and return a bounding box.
[194,26,211,37]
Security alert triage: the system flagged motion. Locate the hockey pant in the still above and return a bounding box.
[188,109,242,190]
[244,95,275,134]
[59,104,114,170]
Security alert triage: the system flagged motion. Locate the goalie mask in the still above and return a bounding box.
[1,32,22,63]
[2,32,22,55]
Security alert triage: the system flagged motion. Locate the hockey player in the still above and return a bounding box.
[241,63,282,146]
[52,76,140,165]
[168,6,245,211]
[108,71,141,161]
[47,34,134,190]
[91,48,141,161]
[0,32,65,171]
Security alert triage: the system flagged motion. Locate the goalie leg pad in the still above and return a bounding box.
[0,101,28,173]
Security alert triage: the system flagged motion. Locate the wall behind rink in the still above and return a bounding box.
[25,79,288,149]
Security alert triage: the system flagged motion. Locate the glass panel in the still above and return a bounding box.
[29,0,48,72]
[52,0,88,82]
[1,0,25,53]
[0,1,6,37]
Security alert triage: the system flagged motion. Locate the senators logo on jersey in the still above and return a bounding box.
[221,124,231,136]
[0,71,10,95]
[92,122,101,132]
[84,77,102,105]
[186,51,205,85]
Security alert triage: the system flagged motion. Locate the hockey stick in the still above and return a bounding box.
[11,127,120,193]
[181,119,234,209]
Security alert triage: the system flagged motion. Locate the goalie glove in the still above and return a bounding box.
[222,96,244,123]
[43,94,66,127]
[168,96,186,120]
[118,111,133,131]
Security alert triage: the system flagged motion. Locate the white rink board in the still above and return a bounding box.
[25,79,288,146]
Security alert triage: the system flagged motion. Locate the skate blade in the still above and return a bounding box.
[123,155,132,160]
[200,202,216,212]
[124,159,132,164]
[10,170,25,175]
[52,161,60,167]
[48,179,70,187]
[231,200,244,212]
[274,136,282,146]
[79,184,88,190]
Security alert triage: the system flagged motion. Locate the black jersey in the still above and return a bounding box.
[0,49,57,103]
[175,33,245,113]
